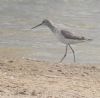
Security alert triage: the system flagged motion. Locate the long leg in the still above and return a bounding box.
[60,44,68,63]
[68,43,76,62]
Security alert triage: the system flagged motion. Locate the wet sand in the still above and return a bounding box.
[0,55,100,98]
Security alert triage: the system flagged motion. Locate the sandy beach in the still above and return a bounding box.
[0,56,100,98]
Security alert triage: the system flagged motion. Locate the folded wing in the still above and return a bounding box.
[61,30,85,40]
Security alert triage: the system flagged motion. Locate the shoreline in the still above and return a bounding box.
[0,58,100,98]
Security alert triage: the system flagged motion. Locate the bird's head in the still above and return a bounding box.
[41,19,50,25]
[31,19,50,29]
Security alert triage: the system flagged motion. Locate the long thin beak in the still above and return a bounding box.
[31,23,42,29]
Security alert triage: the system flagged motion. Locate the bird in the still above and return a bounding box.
[31,19,92,63]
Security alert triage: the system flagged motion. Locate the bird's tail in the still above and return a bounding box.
[86,38,93,41]
[81,36,92,41]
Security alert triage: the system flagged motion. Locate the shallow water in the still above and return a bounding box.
[0,0,100,64]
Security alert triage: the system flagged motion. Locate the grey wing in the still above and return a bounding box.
[61,30,85,40]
